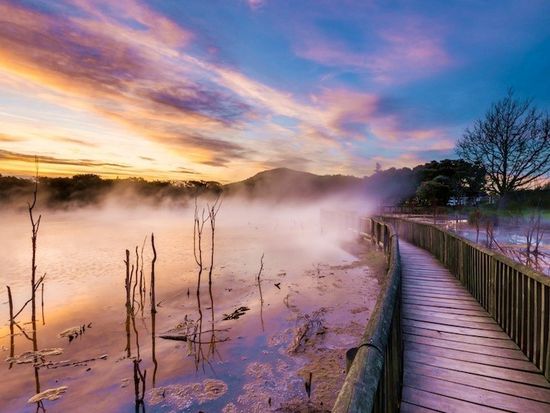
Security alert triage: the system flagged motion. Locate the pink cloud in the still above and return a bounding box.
[309,88,450,147]
[312,88,379,139]
[246,0,266,10]
[295,18,452,85]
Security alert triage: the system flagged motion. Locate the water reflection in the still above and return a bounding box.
[150,234,158,388]
[122,234,163,412]
[2,202,373,412]
[445,218,550,275]
[257,253,265,332]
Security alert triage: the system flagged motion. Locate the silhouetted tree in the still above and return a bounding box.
[457,90,550,197]
[413,159,486,205]
[416,176,452,207]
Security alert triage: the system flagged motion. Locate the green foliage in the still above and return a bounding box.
[413,159,486,203]
[415,177,452,207]
[367,159,486,206]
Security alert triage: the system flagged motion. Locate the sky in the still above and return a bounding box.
[0,0,548,182]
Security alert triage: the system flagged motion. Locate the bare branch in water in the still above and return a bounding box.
[133,359,147,412]
[124,250,132,357]
[12,274,46,320]
[257,253,265,331]
[7,286,14,369]
[207,195,222,356]
[139,236,147,312]
[151,233,157,314]
[28,157,41,344]
[41,282,45,326]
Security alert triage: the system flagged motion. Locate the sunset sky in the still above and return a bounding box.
[0,0,548,182]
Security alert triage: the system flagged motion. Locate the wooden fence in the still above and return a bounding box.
[384,216,550,380]
[333,217,403,412]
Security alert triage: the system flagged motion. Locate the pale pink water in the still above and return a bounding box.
[0,203,379,412]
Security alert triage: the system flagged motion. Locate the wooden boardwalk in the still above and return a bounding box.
[399,241,550,412]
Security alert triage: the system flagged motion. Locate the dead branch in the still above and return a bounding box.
[7,286,14,369]
[150,233,157,314]
[41,282,45,326]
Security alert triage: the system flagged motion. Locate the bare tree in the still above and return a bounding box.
[457,90,550,197]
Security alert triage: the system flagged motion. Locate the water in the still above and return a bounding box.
[0,202,381,412]
[442,219,550,275]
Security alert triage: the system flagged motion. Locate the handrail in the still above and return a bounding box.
[384,216,550,380]
[333,217,403,413]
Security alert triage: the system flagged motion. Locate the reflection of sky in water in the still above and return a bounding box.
[443,220,550,275]
[0,204,379,412]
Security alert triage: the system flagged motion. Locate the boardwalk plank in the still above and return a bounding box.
[404,334,528,360]
[405,372,550,412]
[402,386,504,412]
[404,303,490,317]
[403,286,473,296]
[403,325,519,349]
[404,308,496,324]
[403,297,485,311]
[406,341,539,372]
[405,361,550,403]
[403,312,504,331]
[403,291,478,302]
[406,351,550,387]
[400,241,550,411]
[402,319,511,339]
[400,401,439,412]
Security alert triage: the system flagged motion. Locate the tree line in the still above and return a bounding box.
[0,175,221,208]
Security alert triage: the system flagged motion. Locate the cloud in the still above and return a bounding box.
[246,0,266,10]
[144,85,253,125]
[294,17,452,84]
[0,0,252,167]
[313,89,379,138]
[170,166,198,175]
[0,0,460,180]
[0,133,24,142]
[53,136,98,147]
[0,149,130,169]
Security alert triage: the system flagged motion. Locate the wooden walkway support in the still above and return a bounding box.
[400,241,550,412]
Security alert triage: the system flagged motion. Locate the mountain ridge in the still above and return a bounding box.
[223,167,363,200]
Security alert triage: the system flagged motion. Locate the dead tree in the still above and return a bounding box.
[457,89,550,197]
[139,236,146,312]
[150,233,157,314]
[207,197,221,356]
[207,196,222,288]
[257,253,265,331]
[193,197,207,296]
[124,250,133,357]
[7,286,14,369]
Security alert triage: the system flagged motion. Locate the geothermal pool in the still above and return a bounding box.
[0,203,383,412]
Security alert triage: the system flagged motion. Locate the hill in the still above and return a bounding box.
[222,168,363,201]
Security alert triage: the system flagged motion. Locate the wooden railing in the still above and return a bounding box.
[333,217,403,413]
[384,216,550,380]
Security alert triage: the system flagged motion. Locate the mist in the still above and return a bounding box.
[0,166,390,413]
[0,166,413,212]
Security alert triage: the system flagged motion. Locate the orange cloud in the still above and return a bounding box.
[0,0,252,169]
[0,1,457,181]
